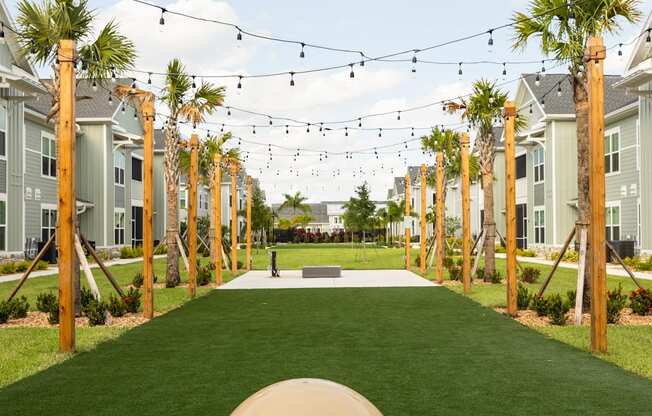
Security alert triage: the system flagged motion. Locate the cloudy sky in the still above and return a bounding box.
[7,0,650,203]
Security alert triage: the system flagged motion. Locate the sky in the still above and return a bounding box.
[7,0,651,203]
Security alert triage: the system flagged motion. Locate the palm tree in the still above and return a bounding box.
[376,207,390,244]
[513,0,641,303]
[159,58,226,287]
[280,192,311,216]
[386,200,402,245]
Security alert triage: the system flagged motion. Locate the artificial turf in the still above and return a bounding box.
[1,287,651,415]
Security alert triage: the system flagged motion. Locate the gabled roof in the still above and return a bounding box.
[624,12,652,74]
[272,202,329,224]
[521,73,636,116]
[394,176,405,193]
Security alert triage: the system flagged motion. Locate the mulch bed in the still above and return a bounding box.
[494,307,652,327]
[0,311,158,328]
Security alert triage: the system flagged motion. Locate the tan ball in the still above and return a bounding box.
[231,378,383,416]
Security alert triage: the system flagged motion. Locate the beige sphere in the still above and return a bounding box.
[231,378,383,416]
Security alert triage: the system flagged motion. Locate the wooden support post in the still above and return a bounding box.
[79,233,125,298]
[405,174,411,270]
[187,134,199,298]
[587,36,607,353]
[537,227,576,298]
[142,93,155,319]
[213,154,223,284]
[471,230,486,279]
[420,164,427,273]
[461,133,472,293]
[575,228,588,325]
[435,152,444,283]
[246,176,253,271]
[7,233,54,302]
[606,240,644,289]
[74,234,100,300]
[176,233,190,272]
[230,163,239,274]
[57,40,76,353]
[504,101,517,315]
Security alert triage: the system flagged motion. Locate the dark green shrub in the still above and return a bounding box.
[132,272,144,288]
[519,267,540,283]
[566,290,576,305]
[197,266,211,286]
[629,288,652,316]
[47,304,59,324]
[123,287,141,313]
[36,292,57,313]
[107,294,127,317]
[0,300,11,323]
[443,257,454,269]
[35,260,48,270]
[607,284,627,324]
[546,294,570,325]
[517,283,532,310]
[83,299,107,326]
[0,262,16,274]
[154,244,167,255]
[488,270,502,284]
[9,296,29,319]
[15,261,30,273]
[80,287,94,309]
[531,296,549,317]
[474,267,484,281]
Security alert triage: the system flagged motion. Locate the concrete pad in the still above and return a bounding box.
[219,269,438,290]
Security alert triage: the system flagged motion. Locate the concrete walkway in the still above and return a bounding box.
[0,255,167,284]
[219,269,438,289]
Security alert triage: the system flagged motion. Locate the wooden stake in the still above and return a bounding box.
[74,234,100,300]
[176,233,190,272]
[435,152,444,283]
[420,164,427,273]
[187,134,199,297]
[461,133,472,293]
[213,154,223,284]
[6,233,54,302]
[405,174,411,270]
[471,230,486,279]
[606,240,644,289]
[504,101,517,315]
[586,36,607,353]
[537,227,576,298]
[57,40,76,353]
[230,163,239,274]
[79,233,125,298]
[575,227,588,325]
[246,176,253,271]
[142,93,155,319]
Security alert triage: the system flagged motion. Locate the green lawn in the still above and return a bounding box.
[1,287,651,415]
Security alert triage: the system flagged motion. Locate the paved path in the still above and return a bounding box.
[220,269,437,289]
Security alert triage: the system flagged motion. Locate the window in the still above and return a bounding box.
[131,157,143,181]
[0,200,5,251]
[534,208,545,244]
[516,154,526,179]
[114,209,125,245]
[604,130,620,174]
[605,202,620,241]
[180,190,187,209]
[533,147,544,183]
[41,207,57,242]
[41,133,56,178]
[114,151,125,185]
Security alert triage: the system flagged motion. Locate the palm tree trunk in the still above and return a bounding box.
[482,168,496,281]
[573,75,591,311]
[164,125,181,286]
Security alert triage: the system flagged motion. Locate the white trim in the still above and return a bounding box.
[551,121,557,245]
[0,99,7,162]
[604,126,621,177]
[520,78,546,116]
[40,203,56,243]
[40,130,56,181]
[103,124,108,247]
[22,107,25,252]
[533,205,545,245]
[605,200,622,241]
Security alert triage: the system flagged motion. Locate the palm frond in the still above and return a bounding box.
[161,58,191,114]
[79,20,136,83]
[179,82,226,126]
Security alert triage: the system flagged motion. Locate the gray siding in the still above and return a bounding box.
[0,159,6,193]
[5,90,26,252]
[153,154,166,242]
[641,87,652,251]
[77,124,109,246]
[551,121,578,247]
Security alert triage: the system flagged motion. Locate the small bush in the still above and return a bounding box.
[442,257,454,269]
[132,272,144,288]
[197,266,211,286]
[0,300,11,324]
[546,294,570,325]
[154,244,168,255]
[83,299,108,326]
[123,287,141,313]
[0,262,16,274]
[15,261,30,273]
[9,296,29,319]
[495,244,506,254]
[566,290,576,305]
[35,261,48,270]
[488,270,502,284]
[629,288,652,316]
[107,294,127,317]
[475,267,484,281]
[80,287,95,309]
[120,246,143,259]
[36,292,57,313]
[47,304,59,324]
[607,284,627,324]
[516,248,537,257]
[531,296,548,317]
[517,283,532,310]
[519,267,540,283]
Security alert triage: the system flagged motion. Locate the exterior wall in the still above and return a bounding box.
[153,153,166,243]
[492,152,506,239]
[550,120,579,247]
[640,87,652,252]
[4,90,25,253]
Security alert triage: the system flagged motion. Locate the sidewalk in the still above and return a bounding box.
[496,253,652,281]
[0,255,167,284]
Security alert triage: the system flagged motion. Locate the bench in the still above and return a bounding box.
[302,266,342,278]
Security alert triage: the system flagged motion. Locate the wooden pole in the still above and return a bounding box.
[606,241,644,289]
[57,40,76,353]
[405,174,411,270]
[587,36,607,353]
[435,152,444,284]
[230,163,239,274]
[575,228,588,325]
[537,227,576,298]
[213,154,223,284]
[79,233,125,298]
[246,176,253,271]
[461,133,472,293]
[7,233,54,302]
[420,164,427,273]
[187,134,199,297]
[504,101,517,315]
[142,93,154,319]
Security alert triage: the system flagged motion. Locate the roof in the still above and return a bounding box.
[272,202,329,224]
[154,129,165,151]
[522,73,636,115]
[407,165,436,185]
[26,78,133,118]
[394,176,405,193]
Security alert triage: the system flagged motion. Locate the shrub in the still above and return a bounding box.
[36,292,57,313]
[566,290,576,305]
[519,267,540,283]
[132,272,144,288]
[154,244,168,255]
[80,287,95,309]
[474,267,484,281]
[197,266,211,286]
[123,287,141,313]
[629,288,652,316]
[442,257,454,269]
[0,262,16,274]
[531,296,549,317]
[607,284,628,324]
[516,248,536,257]
[546,294,570,325]
[47,304,59,324]
[0,300,11,323]
[35,260,48,270]
[488,270,502,284]
[15,261,30,273]
[9,296,29,319]
[120,246,143,259]
[107,294,126,317]
[495,244,506,254]
[83,299,108,326]
[517,283,532,310]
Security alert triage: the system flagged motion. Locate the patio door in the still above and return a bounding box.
[131,206,143,247]
[516,204,527,249]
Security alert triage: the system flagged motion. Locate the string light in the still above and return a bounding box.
[237,75,242,89]
[252,125,256,134]
[458,62,463,76]
[92,80,98,91]
[349,64,355,78]
[502,63,507,76]
[540,60,546,76]
[268,116,273,125]
[289,72,295,86]
[535,73,540,86]
[378,128,382,138]
[159,8,165,25]
[192,76,196,89]
[237,29,242,41]
[108,94,113,104]
[300,42,305,58]
[358,118,362,128]
[411,127,415,137]
[618,43,623,57]
[557,82,562,96]
[227,107,231,116]
[147,72,152,84]
[111,67,116,82]
[487,29,494,47]
[345,127,348,136]
[397,111,401,121]
[647,29,651,44]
